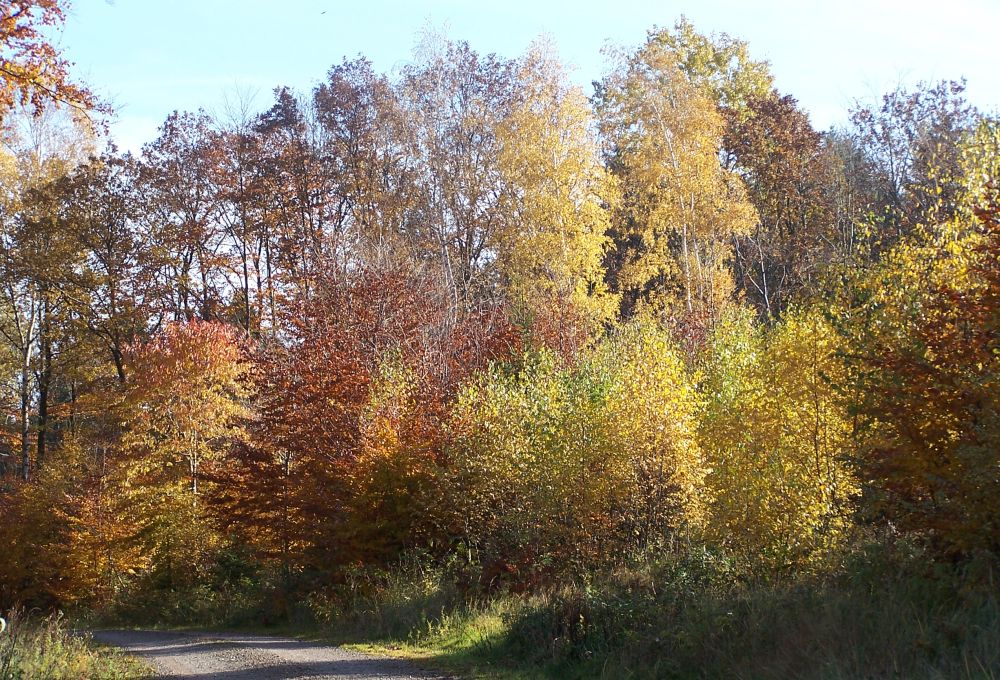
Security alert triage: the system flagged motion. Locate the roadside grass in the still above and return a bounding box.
[302,547,1000,680]
[0,609,151,680]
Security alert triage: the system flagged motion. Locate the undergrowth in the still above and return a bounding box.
[86,541,1000,679]
[303,544,1000,679]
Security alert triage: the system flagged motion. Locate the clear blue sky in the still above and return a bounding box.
[58,0,1000,152]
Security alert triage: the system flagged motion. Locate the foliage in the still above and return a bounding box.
[850,80,979,238]
[0,1,102,115]
[646,16,773,115]
[495,42,618,334]
[699,308,858,569]
[447,320,704,582]
[113,321,250,591]
[836,119,1000,557]
[0,321,249,608]
[724,93,841,318]
[596,30,756,318]
[120,320,249,496]
[0,19,996,680]
[0,438,144,609]
[215,269,518,584]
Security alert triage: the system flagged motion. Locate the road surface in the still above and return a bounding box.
[92,629,453,680]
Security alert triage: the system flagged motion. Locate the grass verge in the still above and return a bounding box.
[0,609,151,680]
[305,548,1000,679]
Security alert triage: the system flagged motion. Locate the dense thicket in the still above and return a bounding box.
[0,17,997,637]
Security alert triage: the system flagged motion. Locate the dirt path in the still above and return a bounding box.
[92,629,453,680]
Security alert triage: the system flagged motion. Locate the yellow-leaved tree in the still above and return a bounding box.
[346,352,444,563]
[596,27,757,320]
[117,321,250,592]
[495,42,618,337]
[0,435,147,607]
[699,308,857,569]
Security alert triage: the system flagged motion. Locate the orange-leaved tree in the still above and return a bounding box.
[116,320,250,591]
[0,1,102,115]
[215,269,518,585]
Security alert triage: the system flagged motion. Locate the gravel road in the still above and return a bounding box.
[92,629,454,679]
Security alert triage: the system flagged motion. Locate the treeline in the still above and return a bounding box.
[0,18,997,621]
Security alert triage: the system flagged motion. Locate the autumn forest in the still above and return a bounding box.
[0,2,998,678]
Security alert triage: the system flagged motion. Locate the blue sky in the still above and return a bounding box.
[59,0,1000,152]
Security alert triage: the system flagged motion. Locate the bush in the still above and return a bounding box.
[699,307,858,570]
[446,320,705,584]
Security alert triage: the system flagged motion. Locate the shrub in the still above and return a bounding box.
[699,307,858,570]
[446,319,705,583]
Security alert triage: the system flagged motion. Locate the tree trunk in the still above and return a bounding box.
[20,349,31,482]
[36,298,52,469]
[111,345,127,384]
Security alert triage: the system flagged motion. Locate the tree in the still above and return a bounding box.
[0,106,90,480]
[400,36,519,317]
[645,16,772,116]
[214,97,272,334]
[723,93,839,318]
[0,1,100,115]
[494,43,617,338]
[821,129,880,266]
[253,88,330,315]
[0,216,41,481]
[850,80,979,244]
[448,320,705,581]
[699,308,857,569]
[139,110,227,323]
[837,120,1000,556]
[313,59,417,272]
[117,321,249,590]
[122,321,248,498]
[596,33,756,319]
[63,151,159,383]
[216,268,516,577]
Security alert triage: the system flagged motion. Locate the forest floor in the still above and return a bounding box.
[91,629,454,680]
